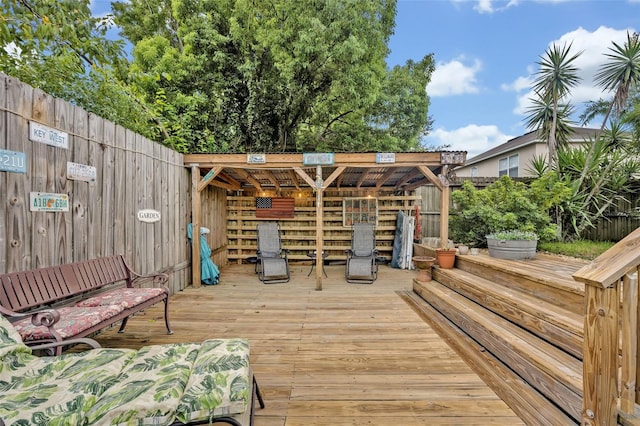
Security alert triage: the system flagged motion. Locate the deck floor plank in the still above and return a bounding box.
[92,263,524,425]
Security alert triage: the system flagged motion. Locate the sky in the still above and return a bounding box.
[387,0,640,157]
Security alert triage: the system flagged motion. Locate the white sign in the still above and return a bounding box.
[67,162,96,182]
[247,153,266,164]
[29,122,69,149]
[137,209,161,223]
[30,192,69,212]
[376,153,395,164]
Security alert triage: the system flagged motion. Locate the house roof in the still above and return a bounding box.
[183,151,467,192]
[462,127,601,167]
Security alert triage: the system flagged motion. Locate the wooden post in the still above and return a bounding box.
[581,283,619,425]
[621,272,638,413]
[439,168,450,247]
[315,165,323,291]
[191,165,201,288]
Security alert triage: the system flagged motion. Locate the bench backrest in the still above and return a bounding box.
[0,255,132,312]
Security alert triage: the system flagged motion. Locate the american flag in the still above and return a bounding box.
[256,197,295,218]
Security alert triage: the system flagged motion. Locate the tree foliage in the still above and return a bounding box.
[0,0,160,139]
[449,175,569,248]
[525,43,582,168]
[525,32,640,240]
[111,0,433,153]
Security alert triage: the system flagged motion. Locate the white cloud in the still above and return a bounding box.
[427,57,483,97]
[425,124,514,158]
[508,26,635,117]
[467,0,520,14]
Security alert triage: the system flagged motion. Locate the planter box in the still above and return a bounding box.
[487,238,537,260]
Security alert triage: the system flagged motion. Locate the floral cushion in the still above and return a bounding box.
[76,287,166,310]
[11,305,124,342]
[0,330,253,426]
[84,342,201,425]
[175,338,251,423]
[0,347,137,424]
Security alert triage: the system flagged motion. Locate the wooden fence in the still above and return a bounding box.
[0,74,191,294]
[582,194,640,242]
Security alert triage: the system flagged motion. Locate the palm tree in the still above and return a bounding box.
[578,32,640,210]
[594,32,640,130]
[524,95,576,148]
[528,43,582,169]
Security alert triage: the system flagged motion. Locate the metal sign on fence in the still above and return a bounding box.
[29,121,69,149]
[30,192,70,212]
[0,149,26,173]
[67,162,97,183]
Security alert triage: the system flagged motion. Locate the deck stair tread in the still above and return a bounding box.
[432,267,583,358]
[399,289,578,426]
[412,278,583,422]
[455,253,585,297]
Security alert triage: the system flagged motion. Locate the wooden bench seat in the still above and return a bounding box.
[0,255,172,354]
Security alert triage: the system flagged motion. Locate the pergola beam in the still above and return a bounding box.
[234,169,263,192]
[376,168,398,189]
[395,169,423,190]
[263,170,280,191]
[288,170,301,190]
[356,167,372,188]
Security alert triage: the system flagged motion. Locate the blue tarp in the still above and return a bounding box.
[187,223,220,285]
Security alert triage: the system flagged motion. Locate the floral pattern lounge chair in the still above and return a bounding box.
[0,314,264,425]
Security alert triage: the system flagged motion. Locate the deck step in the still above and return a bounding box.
[410,279,583,422]
[454,254,585,315]
[399,289,578,426]
[432,267,583,359]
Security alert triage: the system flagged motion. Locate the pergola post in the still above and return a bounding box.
[315,165,324,291]
[440,182,450,246]
[191,165,201,288]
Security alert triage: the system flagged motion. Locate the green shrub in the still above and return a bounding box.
[450,174,571,248]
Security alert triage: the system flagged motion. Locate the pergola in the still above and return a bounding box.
[183,151,466,290]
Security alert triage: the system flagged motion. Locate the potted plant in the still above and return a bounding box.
[435,242,456,269]
[412,256,436,281]
[485,230,538,260]
[457,243,470,255]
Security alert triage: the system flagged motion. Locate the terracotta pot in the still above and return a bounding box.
[436,249,456,269]
[412,256,436,282]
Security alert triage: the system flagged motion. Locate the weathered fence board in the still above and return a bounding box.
[0,74,190,294]
[0,71,6,274]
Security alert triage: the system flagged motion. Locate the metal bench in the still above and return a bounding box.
[0,254,172,354]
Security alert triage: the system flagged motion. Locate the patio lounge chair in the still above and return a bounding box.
[0,313,264,425]
[256,222,290,284]
[345,223,378,284]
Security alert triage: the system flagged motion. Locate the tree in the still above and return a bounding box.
[526,33,640,239]
[526,43,582,169]
[112,0,431,153]
[0,0,160,139]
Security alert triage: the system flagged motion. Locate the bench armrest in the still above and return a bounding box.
[0,306,61,327]
[129,271,169,288]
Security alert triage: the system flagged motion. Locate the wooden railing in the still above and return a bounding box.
[573,227,640,425]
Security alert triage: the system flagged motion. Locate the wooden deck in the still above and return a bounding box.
[90,261,523,425]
